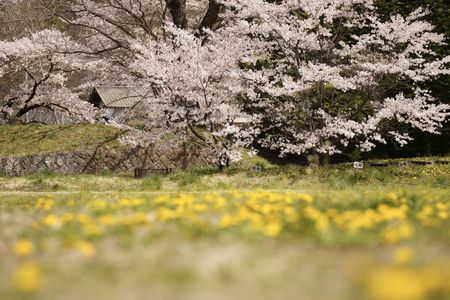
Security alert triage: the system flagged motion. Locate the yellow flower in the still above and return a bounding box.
[12,261,43,293]
[436,202,449,211]
[297,193,314,203]
[214,197,226,209]
[42,214,60,227]
[83,223,103,237]
[61,213,75,224]
[130,198,144,207]
[219,213,236,228]
[263,221,282,238]
[13,240,35,257]
[99,214,117,226]
[157,208,178,223]
[377,204,408,221]
[363,265,450,300]
[416,205,436,226]
[438,210,449,220]
[303,206,329,232]
[35,199,55,211]
[89,199,107,210]
[249,214,264,231]
[117,198,143,208]
[193,203,208,212]
[75,240,97,258]
[393,247,414,265]
[315,215,330,232]
[382,223,415,244]
[121,213,149,226]
[326,208,339,218]
[284,206,299,223]
[385,192,398,203]
[364,268,425,300]
[76,214,92,225]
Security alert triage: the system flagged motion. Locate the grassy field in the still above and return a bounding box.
[1,161,450,300]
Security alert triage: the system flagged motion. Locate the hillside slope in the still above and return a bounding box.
[0,124,123,157]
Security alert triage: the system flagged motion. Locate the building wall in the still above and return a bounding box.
[104,107,128,119]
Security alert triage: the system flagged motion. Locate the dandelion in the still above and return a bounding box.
[193,203,208,212]
[157,208,178,223]
[99,214,117,226]
[297,193,314,203]
[61,212,75,224]
[13,240,34,257]
[363,265,450,300]
[42,214,60,227]
[438,210,448,220]
[416,205,435,226]
[89,199,107,210]
[263,221,282,237]
[12,261,43,293]
[303,206,330,232]
[214,197,226,209]
[436,202,449,210]
[382,223,415,244]
[284,206,299,223]
[82,222,103,237]
[385,192,398,203]
[35,199,55,211]
[74,240,97,258]
[121,213,149,226]
[363,267,427,300]
[219,213,235,229]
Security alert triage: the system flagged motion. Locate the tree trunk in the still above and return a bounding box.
[165,0,187,28]
[197,0,224,35]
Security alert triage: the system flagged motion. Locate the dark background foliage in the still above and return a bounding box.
[365,0,450,159]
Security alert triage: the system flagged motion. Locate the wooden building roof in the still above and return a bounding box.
[91,87,153,108]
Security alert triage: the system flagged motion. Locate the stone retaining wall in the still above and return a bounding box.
[0,145,216,176]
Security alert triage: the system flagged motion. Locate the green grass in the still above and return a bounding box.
[0,160,448,192]
[0,124,123,157]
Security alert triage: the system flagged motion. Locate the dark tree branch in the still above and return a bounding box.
[196,0,224,36]
[165,0,187,28]
[15,61,54,119]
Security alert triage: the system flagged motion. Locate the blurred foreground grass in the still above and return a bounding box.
[0,162,449,300]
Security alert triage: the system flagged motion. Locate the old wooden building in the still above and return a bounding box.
[89,87,152,120]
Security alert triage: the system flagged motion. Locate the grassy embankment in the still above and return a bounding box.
[0,124,122,157]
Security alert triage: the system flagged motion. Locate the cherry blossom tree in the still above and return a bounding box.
[124,24,259,166]
[40,0,256,167]
[224,0,449,158]
[0,29,97,124]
